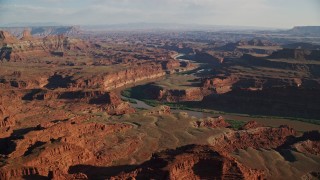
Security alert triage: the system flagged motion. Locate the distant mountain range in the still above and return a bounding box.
[80,23,280,31]
[284,26,320,36]
[0,22,281,31]
[0,23,319,37]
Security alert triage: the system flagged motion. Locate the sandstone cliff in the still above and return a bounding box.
[0,30,88,61]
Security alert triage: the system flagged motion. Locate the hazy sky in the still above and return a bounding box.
[0,0,319,28]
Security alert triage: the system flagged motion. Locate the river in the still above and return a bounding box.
[120,54,320,131]
[121,95,320,131]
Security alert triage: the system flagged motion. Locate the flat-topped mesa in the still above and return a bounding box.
[158,88,206,102]
[141,82,212,103]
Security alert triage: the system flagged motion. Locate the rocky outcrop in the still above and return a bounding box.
[0,118,137,179]
[142,83,212,102]
[0,109,15,128]
[0,93,17,138]
[103,92,135,115]
[202,75,294,94]
[293,140,320,155]
[0,78,50,89]
[0,31,18,45]
[24,90,135,115]
[36,90,108,102]
[194,116,230,128]
[240,121,261,130]
[0,117,15,138]
[290,131,320,155]
[111,145,264,180]
[209,125,296,152]
[158,88,207,102]
[0,167,46,180]
[145,105,171,116]
[202,76,239,94]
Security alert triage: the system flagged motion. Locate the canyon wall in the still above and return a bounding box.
[0,30,87,61]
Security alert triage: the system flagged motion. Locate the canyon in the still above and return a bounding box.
[0,26,319,180]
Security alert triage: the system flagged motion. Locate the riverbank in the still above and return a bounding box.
[121,95,320,132]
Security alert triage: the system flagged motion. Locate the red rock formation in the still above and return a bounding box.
[159,88,206,102]
[103,92,135,115]
[0,94,16,138]
[111,145,264,180]
[144,82,212,103]
[202,76,239,94]
[0,31,18,44]
[0,116,15,138]
[209,125,296,152]
[240,121,261,130]
[194,116,230,128]
[23,89,135,115]
[102,64,166,91]
[161,60,181,70]
[0,31,87,61]
[0,167,46,180]
[293,140,320,155]
[0,119,137,179]
[145,105,171,116]
[291,131,320,155]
